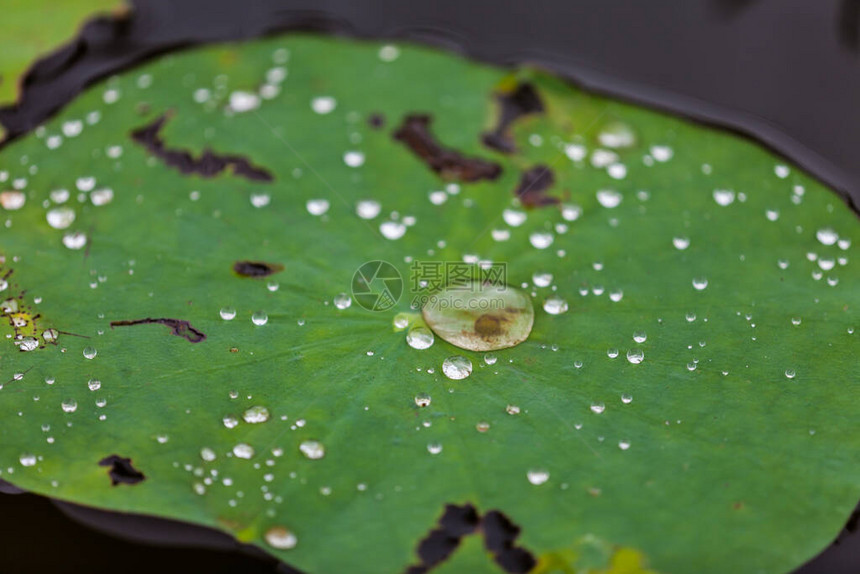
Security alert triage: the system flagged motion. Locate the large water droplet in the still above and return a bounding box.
[380,220,406,240]
[406,327,435,350]
[61,399,78,413]
[19,453,37,467]
[243,406,270,424]
[626,349,645,364]
[333,293,352,310]
[442,356,472,380]
[816,228,838,246]
[422,282,534,352]
[83,346,97,359]
[251,311,268,326]
[596,189,622,208]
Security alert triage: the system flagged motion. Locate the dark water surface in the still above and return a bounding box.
[0,0,858,572]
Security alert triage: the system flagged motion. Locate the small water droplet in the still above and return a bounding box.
[311,96,336,115]
[543,296,569,315]
[61,399,78,413]
[87,378,101,391]
[332,293,352,310]
[299,440,325,460]
[200,447,217,462]
[532,272,553,287]
[223,416,239,429]
[596,189,622,208]
[484,353,498,365]
[414,393,431,407]
[233,443,255,459]
[356,199,381,220]
[606,348,619,359]
[621,393,633,404]
[220,307,237,320]
[626,349,645,364]
[506,404,521,415]
[590,402,606,414]
[692,277,709,291]
[19,454,37,467]
[380,220,406,240]
[785,369,796,379]
[618,440,631,450]
[265,526,297,550]
[713,189,735,206]
[251,312,269,326]
[527,469,549,485]
[427,442,443,455]
[83,346,97,359]
[62,232,87,250]
[673,236,690,250]
[46,207,76,229]
[343,151,365,167]
[632,331,647,343]
[529,231,554,249]
[561,204,582,221]
[502,209,527,227]
[306,198,330,216]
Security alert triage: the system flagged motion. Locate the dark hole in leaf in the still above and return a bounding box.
[98,455,145,486]
[110,318,206,343]
[406,504,534,573]
[482,510,537,574]
[405,503,480,573]
[515,165,558,208]
[482,82,545,154]
[232,260,284,278]
[130,113,274,182]
[393,114,502,183]
[368,112,386,129]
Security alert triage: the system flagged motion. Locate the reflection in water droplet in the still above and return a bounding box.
[223,416,239,429]
[650,145,673,162]
[200,447,217,462]
[299,440,325,460]
[243,406,270,424]
[590,402,605,414]
[442,356,472,380]
[607,348,619,359]
[785,369,796,379]
[527,469,549,485]
[543,296,569,315]
[61,399,78,413]
[427,442,443,455]
[333,293,352,310]
[618,440,631,450]
[19,454,37,467]
[406,327,434,350]
[633,331,647,343]
[414,393,431,407]
[220,307,237,320]
[265,526,297,550]
[609,289,623,302]
[626,349,645,364]
[791,317,802,326]
[87,379,101,391]
[506,404,521,415]
[393,313,410,330]
[251,312,268,326]
[83,346,97,359]
[621,393,633,404]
